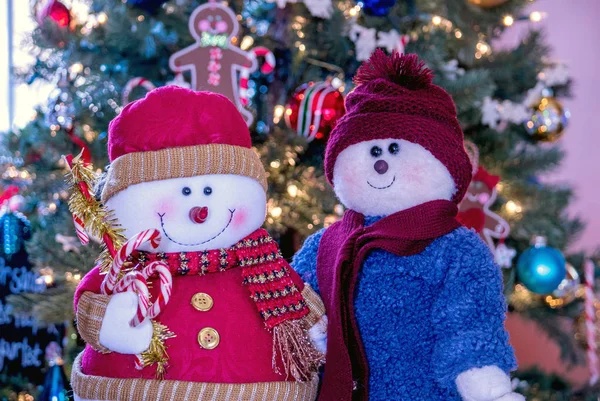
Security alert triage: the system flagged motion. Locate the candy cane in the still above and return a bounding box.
[585,259,599,385]
[113,271,151,327]
[72,214,89,245]
[240,47,276,106]
[122,77,156,106]
[141,261,172,319]
[100,229,161,296]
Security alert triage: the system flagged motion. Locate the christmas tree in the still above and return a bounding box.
[1,0,598,399]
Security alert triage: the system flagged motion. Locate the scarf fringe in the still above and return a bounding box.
[272,319,325,382]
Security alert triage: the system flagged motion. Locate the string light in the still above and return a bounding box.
[240,35,254,51]
[287,185,298,197]
[69,62,84,74]
[97,12,108,24]
[529,11,545,22]
[505,200,522,214]
[432,15,442,26]
[273,105,285,124]
[503,15,514,26]
[270,206,282,218]
[454,30,463,39]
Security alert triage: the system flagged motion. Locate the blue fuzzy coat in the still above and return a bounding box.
[292,219,516,401]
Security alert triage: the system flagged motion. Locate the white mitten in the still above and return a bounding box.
[308,315,328,354]
[456,365,525,401]
[99,292,153,354]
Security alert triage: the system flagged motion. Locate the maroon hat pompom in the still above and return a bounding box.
[324,50,472,203]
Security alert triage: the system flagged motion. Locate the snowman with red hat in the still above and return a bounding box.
[71,87,326,401]
[293,50,524,401]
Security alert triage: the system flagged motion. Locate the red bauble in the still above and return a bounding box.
[37,0,71,28]
[285,82,345,143]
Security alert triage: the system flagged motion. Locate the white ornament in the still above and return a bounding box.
[441,60,465,81]
[495,243,516,269]
[165,73,191,89]
[540,64,569,87]
[523,81,546,108]
[481,97,501,129]
[349,24,377,61]
[498,100,530,124]
[55,233,82,253]
[265,0,297,8]
[376,30,409,54]
[303,0,333,18]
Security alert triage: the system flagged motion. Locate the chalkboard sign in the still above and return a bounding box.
[0,211,62,386]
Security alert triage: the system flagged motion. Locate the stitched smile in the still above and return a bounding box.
[157,209,235,246]
[367,176,396,190]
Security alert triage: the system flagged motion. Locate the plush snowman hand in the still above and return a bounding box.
[456,366,525,401]
[308,315,328,354]
[99,292,153,354]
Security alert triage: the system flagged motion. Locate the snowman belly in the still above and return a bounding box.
[81,269,287,383]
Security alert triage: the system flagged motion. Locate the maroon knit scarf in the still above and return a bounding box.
[316,200,461,401]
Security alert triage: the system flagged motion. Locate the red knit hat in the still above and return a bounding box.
[324,50,472,203]
[101,86,267,202]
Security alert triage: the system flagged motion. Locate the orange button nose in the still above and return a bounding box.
[189,206,209,224]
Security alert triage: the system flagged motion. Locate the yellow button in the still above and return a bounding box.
[198,327,220,350]
[191,292,213,311]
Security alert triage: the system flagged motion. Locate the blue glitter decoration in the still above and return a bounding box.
[360,0,397,17]
[517,239,566,294]
[0,211,31,259]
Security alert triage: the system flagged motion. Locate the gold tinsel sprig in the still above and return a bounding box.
[65,152,127,273]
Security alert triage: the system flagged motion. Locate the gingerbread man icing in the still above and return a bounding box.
[169,1,257,124]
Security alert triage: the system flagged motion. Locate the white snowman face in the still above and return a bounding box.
[105,174,267,252]
[332,139,456,216]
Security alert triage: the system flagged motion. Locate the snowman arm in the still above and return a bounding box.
[430,230,516,392]
[291,229,325,292]
[74,266,111,352]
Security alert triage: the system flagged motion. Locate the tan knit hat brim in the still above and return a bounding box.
[101,144,268,203]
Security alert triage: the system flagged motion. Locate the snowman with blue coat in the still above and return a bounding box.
[293,50,524,401]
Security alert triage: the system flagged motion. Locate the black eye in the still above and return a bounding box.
[203,186,213,196]
[182,187,192,196]
[388,143,399,155]
[215,15,222,21]
[370,146,383,157]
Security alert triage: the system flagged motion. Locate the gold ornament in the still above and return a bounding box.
[525,96,570,142]
[467,0,509,8]
[544,263,582,308]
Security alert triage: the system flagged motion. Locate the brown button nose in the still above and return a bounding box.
[189,206,209,224]
[374,160,389,175]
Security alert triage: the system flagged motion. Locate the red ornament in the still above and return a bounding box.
[285,81,345,143]
[37,0,71,28]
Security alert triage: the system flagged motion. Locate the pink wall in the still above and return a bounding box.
[497,0,600,253]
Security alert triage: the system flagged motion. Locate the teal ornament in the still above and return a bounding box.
[517,237,566,294]
[39,342,70,401]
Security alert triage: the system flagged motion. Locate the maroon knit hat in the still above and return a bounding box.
[324,50,472,203]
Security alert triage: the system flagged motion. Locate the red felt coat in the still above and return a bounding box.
[75,266,307,383]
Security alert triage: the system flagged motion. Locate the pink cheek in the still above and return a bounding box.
[198,19,211,32]
[232,208,248,229]
[215,21,228,33]
[154,197,177,215]
[478,193,490,204]
[403,167,426,184]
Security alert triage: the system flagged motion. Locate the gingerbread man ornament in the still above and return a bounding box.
[169,1,257,124]
[457,142,511,262]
